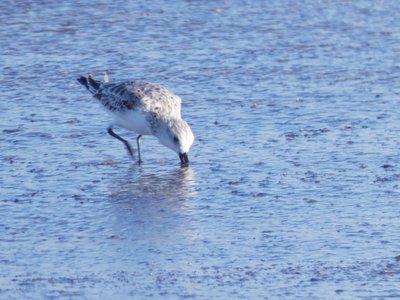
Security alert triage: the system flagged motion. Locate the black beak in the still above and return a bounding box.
[179,152,189,166]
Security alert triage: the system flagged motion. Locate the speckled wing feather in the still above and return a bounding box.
[96,80,182,119]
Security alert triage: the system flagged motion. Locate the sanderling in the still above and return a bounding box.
[77,74,194,166]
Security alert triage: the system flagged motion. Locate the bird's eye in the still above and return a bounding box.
[173,136,179,143]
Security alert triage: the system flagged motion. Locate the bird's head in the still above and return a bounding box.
[157,118,194,166]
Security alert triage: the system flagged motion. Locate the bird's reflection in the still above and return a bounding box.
[104,166,200,265]
[106,166,197,240]
[109,165,197,203]
[107,165,197,226]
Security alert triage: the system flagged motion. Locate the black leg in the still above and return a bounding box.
[136,135,142,163]
[107,127,134,160]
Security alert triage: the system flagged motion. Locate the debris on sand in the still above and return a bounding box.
[101,160,116,166]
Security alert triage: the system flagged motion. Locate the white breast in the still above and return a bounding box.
[108,109,153,135]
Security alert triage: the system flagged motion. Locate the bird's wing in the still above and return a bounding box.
[98,80,182,117]
[94,81,143,112]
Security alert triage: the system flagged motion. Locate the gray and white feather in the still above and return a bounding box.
[77,74,194,166]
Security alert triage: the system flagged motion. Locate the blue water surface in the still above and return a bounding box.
[1,1,400,299]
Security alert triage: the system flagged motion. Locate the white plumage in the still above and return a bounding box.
[77,74,194,166]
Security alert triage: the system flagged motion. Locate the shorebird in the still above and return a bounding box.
[77,74,194,166]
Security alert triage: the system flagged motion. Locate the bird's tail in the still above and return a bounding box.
[77,74,101,95]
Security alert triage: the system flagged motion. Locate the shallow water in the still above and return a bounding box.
[1,0,400,299]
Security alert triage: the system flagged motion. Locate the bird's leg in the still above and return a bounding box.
[102,70,109,83]
[136,135,143,163]
[107,127,134,160]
